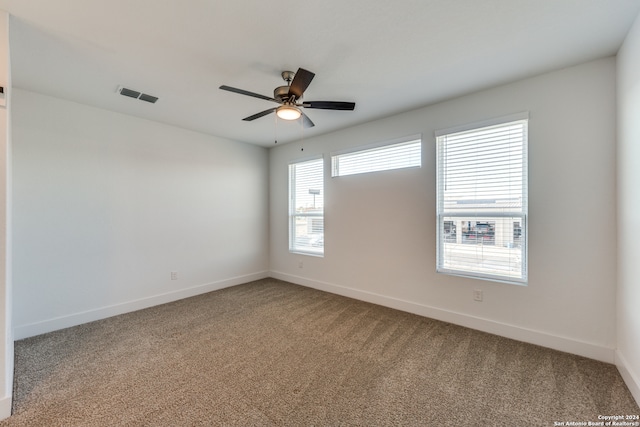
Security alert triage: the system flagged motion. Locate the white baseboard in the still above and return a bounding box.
[14,271,270,340]
[616,350,640,406]
[0,395,11,421]
[270,271,616,364]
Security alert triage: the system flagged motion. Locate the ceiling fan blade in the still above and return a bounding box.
[288,68,315,100]
[242,108,277,121]
[303,101,356,111]
[301,112,315,128]
[220,85,276,102]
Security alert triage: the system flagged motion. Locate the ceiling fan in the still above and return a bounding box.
[219,68,355,128]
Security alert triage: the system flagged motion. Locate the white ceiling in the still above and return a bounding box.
[1,0,639,147]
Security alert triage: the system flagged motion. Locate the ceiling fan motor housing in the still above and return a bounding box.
[274,86,291,103]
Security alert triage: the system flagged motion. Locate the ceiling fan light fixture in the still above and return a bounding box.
[276,105,302,121]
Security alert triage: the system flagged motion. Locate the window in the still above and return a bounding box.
[436,115,528,283]
[289,157,324,255]
[331,136,421,177]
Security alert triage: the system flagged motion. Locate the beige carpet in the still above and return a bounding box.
[2,278,638,426]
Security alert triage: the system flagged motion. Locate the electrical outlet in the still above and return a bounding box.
[473,289,483,302]
[171,271,178,280]
[298,261,304,269]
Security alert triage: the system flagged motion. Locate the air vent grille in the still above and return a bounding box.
[138,93,158,103]
[117,86,158,104]
[119,87,140,98]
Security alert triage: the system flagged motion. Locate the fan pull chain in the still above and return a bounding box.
[300,115,305,151]
[274,113,278,144]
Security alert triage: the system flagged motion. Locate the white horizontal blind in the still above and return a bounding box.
[289,157,324,255]
[436,119,528,283]
[332,138,421,177]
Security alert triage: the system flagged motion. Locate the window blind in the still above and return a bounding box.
[289,157,324,255]
[436,118,528,283]
[332,138,421,177]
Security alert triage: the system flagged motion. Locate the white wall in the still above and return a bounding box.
[12,89,269,339]
[616,12,640,404]
[270,58,618,363]
[0,10,12,420]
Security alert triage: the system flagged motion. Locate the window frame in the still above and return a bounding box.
[435,113,528,285]
[288,156,325,257]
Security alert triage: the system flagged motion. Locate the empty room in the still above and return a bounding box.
[0,0,638,425]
